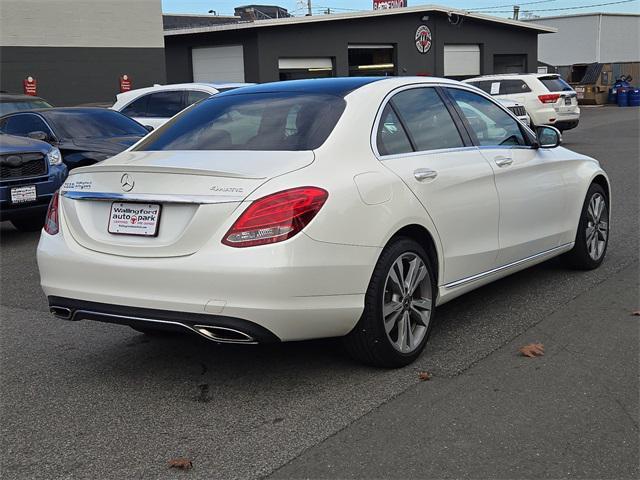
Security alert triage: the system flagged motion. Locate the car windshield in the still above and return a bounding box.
[135,92,346,151]
[44,109,148,139]
[539,76,573,92]
[0,100,52,116]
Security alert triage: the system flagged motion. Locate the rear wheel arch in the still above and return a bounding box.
[388,224,440,290]
[591,174,610,202]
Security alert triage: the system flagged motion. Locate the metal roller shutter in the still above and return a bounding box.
[192,45,245,82]
[444,45,480,77]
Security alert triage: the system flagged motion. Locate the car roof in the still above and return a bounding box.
[465,73,560,82]
[218,77,392,97]
[114,82,253,101]
[0,93,47,102]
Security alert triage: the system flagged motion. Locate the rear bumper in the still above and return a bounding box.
[47,296,281,343]
[37,223,381,341]
[530,107,580,127]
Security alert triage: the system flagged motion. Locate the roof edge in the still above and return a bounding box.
[164,4,557,37]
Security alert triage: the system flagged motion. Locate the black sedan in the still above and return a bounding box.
[0,108,150,170]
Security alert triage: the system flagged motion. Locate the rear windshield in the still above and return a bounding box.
[0,99,52,116]
[134,92,346,151]
[45,110,148,139]
[539,76,573,92]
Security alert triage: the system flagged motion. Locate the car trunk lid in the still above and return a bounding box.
[60,150,314,257]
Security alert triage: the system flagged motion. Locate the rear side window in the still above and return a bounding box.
[145,91,185,118]
[186,90,211,106]
[135,92,346,151]
[500,80,531,94]
[121,95,149,117]
[539,76,573,92]
[376,105,413,156]
[390,88,464,151]
[468,80,531,95]
[0,114,51,137]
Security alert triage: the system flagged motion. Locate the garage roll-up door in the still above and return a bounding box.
[444,45,480,77]
[192,45,245,83]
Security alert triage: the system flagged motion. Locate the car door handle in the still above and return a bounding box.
[414,168,438,182]
[494,156,513,167]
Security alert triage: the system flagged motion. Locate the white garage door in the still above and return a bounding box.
[444,45,480,77]
[192,45,245,83]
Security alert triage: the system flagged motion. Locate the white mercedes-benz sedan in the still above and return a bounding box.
[37,77,610,367]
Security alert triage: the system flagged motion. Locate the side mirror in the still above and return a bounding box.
[535,126,562,148]
[27,130,50,142]
[144,125,154,132]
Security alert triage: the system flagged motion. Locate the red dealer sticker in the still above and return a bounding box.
[415,25,432,54]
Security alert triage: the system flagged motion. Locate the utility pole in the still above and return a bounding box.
[307,0,312,16]
[513,5,520,20]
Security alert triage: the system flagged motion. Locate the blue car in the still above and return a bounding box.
[0,133,67,231]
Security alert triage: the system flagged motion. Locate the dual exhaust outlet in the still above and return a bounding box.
[49,306,256,344]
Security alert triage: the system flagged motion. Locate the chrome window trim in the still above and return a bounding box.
[61,190,243,204]
[443,243,574,289]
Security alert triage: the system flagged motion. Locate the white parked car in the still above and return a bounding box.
[38,77,610,367]
[464,73,580,131]
[497,98,530,126]
[111,82,252,129]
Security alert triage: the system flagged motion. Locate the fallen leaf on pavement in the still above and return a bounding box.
[631,311,640,316]
[519,343,545,358]
[168,458,193,470]
[418,371,431,381]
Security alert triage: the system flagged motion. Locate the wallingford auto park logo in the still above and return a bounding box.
[415,25,432,54]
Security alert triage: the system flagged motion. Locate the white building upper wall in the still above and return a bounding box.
[0,0,164,48]
[531,13,640,65]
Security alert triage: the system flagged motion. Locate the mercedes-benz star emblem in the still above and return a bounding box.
[120,173,135,192]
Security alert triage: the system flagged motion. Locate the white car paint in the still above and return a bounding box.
[464,73,580,130]
[38,77,609,360]
[111,82,252,129]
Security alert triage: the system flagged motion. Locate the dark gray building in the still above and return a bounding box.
[0,0,166,106]
[164,6,555,85]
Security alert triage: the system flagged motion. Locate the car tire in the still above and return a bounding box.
[564,183,609,270]
[343,237,436,368]
[10,214,45,232]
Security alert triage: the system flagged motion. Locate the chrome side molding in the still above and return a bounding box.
[444,243,574,289]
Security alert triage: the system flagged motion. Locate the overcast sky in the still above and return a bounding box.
[162,0,639,18]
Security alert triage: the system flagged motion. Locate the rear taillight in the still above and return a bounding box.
[222,186,328,248]
[44,191,60,235]
[538,93,560,104]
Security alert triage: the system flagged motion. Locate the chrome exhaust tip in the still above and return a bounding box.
[50,306,73,320]
[192,325,257,344]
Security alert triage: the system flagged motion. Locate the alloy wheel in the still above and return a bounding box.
[586,193,608,261]
[382,253,432,353]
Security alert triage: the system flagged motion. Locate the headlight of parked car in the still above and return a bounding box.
[46,147,63,166]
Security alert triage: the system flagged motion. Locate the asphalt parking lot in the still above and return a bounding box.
[1,106,638,479]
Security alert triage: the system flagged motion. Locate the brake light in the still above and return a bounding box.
[222,187,328,248]
[538,93,560,104]
[44,191,60,235]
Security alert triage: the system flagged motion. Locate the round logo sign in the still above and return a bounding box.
[415,25,432,54]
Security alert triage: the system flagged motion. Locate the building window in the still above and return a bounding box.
[348,45,396,77]
[278,58,335,81]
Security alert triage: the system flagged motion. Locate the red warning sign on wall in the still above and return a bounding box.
[119,74,132,93]
[23,76,37,96]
